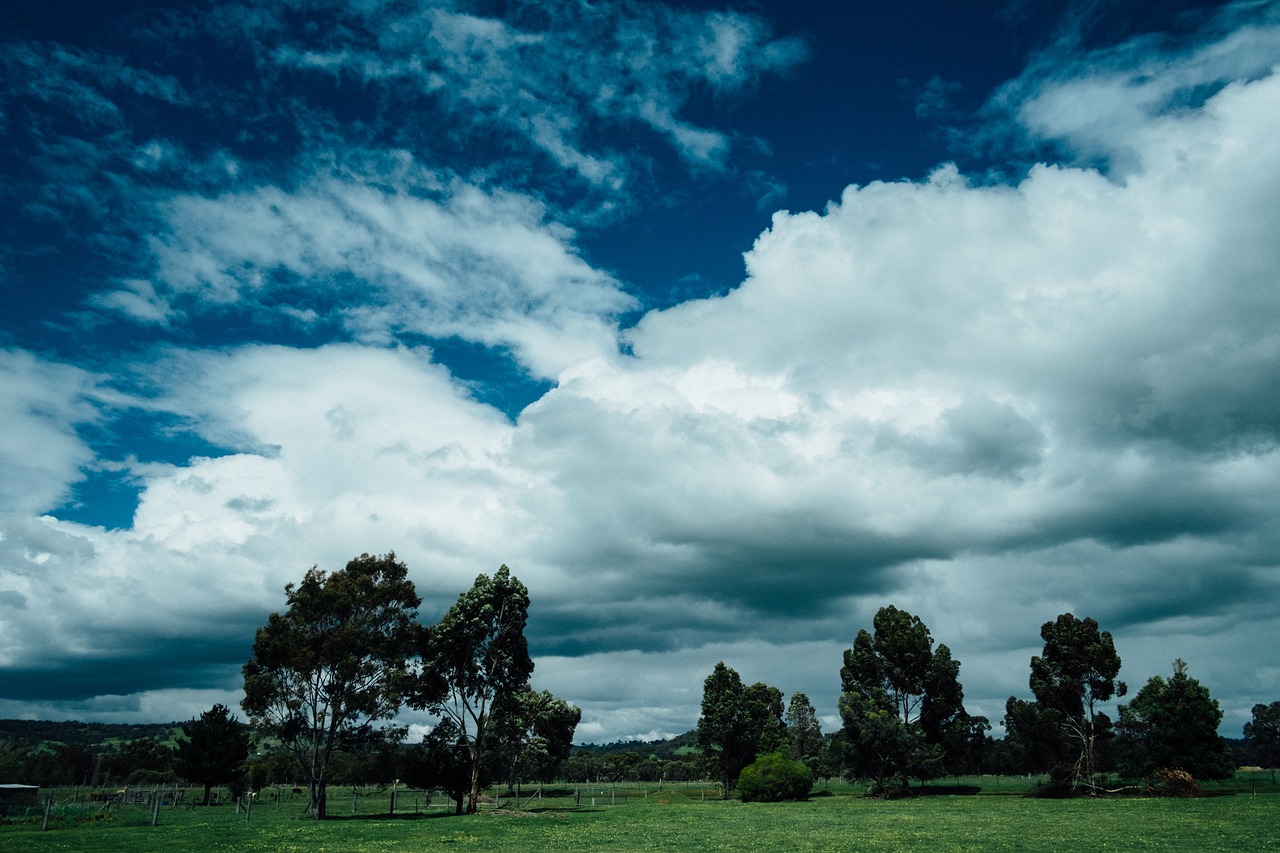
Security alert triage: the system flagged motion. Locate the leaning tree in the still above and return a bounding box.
[242,552,421,819]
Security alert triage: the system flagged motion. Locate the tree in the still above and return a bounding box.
[403,718,472,815]
[174,703,252,805]
[839,605,966,794]
[1027,613,1125,792]
[488,686,582,786]
[785,692,823,774]
[242,552,421,819]
[696,662,786,796]
[414,565,534,814]
[1116,660,1234,782]
[1244,701,1280,782]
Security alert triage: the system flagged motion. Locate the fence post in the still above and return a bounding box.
[42,797,52,831]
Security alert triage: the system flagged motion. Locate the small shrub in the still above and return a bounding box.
[738,753,813,803]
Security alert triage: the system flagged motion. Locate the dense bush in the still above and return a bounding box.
[737,752,813,802]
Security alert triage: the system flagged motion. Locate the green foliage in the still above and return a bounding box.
[1025,613,1125,791]
[696,662,787,796]
[737,752,814,802]
[415,564,534,814]
[839,606,967,794]
[785,692,823,773]
[402,718,472,814]
[174,703,251,805]
[487,686,582,786]
[242,552,421,819]
[1244,701,1280,772]
[1116,659,1234,781]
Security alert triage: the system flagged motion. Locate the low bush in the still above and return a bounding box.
[737,753,813,802]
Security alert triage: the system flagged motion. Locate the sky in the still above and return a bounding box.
[1,0,1278,744]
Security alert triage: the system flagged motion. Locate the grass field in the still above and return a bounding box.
[4,776,1277,852]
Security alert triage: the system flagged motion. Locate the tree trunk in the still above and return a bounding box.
[467,761,481,814]
[202,783,212,807]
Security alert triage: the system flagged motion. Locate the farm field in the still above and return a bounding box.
[4,776,1278,853]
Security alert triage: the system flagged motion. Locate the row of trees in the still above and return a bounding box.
[241,554,579,818]
[698,606,1270,798]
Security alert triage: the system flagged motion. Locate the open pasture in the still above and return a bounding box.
[4,777,1277,852]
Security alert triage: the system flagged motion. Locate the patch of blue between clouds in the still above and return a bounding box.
[52,410,235,530]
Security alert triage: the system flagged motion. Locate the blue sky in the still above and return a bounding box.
[2,0,1279,743]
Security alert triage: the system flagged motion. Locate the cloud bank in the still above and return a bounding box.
[1,1,1278,739]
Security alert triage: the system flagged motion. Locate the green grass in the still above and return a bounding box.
[5,776,1278,852]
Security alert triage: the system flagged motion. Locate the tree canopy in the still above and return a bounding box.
[1244,701,1280,781]
[838,605,967,794]
[1116,659,1234,782]
[242,552,421,819]
[696,662,787,796]
[414,564,534,814]
[1019,613,1125,793]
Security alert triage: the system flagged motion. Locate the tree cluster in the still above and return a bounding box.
[1003,614,1238,796]
[240,554,578,819]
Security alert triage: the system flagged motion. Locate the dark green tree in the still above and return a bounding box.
[242,552,421,819]
[174,703,252,805]
[1028,613,1125,792]
[1116,659,1234,782]
[1244,701,1280,782]
[839,605,966,794]
[696,662,786,796]
[1002,696,1066,776]
[785,692,823,774]
[414,565,534,814]
[403,718,472,815]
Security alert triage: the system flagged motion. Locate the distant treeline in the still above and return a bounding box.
[0,719,181,749]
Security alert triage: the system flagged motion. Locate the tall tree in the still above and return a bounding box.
[1028,613,1125,792]
[242,552,421,819]
[839,605,966,794]
[696,662,786,796]
[415,565,534,814]
[1244,701,1280,782]
[174,703,252,805]
[785,692,823,774]
[1116,659,1234,781]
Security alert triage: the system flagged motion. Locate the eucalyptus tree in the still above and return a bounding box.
[839,605,966,794]
[242,552,421,819]
[1025,613,1125,791]
[414,565,534,813]
[697,662,787,796]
